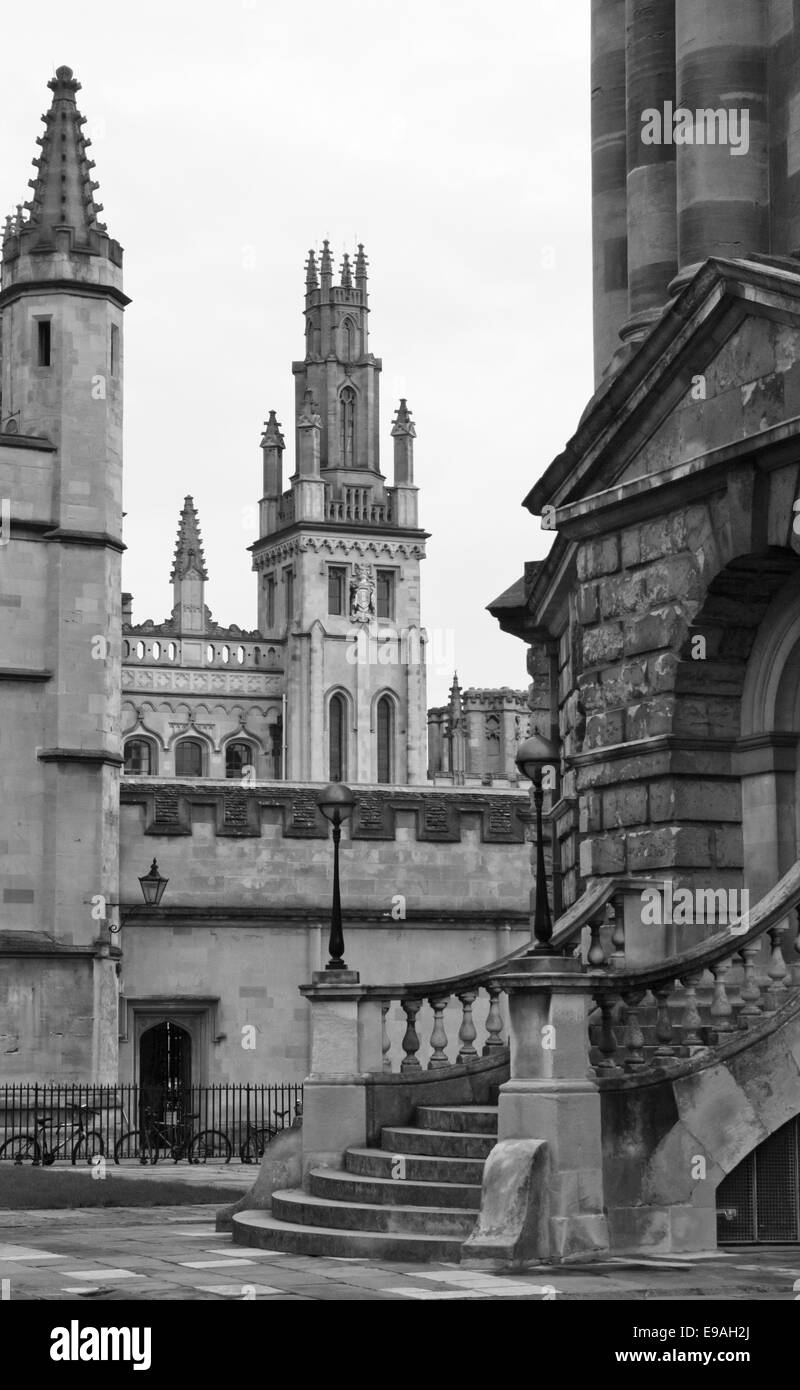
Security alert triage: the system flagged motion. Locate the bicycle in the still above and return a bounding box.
[113,1106,231,1165]
[239,1105,295,1164]
[0,1105,105,1166]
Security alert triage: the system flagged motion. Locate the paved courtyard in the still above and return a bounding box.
[0,1206,799,1300]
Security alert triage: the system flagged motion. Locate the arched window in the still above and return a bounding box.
[124,738,154,775]
[270,717,283,779]
[339,387,356,468]
[175,738,204,778]
[225,741,254,779]
[329,694,347,782]
[342,317,357,362]
[377,695,394,784]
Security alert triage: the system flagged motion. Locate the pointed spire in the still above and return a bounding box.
[340,252,352,290]
[355,242,368,289]
[449,672,463,715]
[391,398,416,437]
[260,409,285,449]
[320,238,333,286]
[19,66,108,246]
[305,248,318,291]
[170,496,208,582]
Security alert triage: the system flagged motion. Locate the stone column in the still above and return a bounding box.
[591,0,628,383]
[674,0,768,283]
[468,957,608,1263]
[298,972,381,1178]
[622,0,677,345]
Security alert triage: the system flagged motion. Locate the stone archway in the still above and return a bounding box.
[738,568,800,910]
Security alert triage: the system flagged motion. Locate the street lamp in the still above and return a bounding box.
[107,859,169,932]
[317,782,356,971]
[516,730,559,954]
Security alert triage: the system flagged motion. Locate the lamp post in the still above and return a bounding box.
[515,731,559,954]
[108,859,169,932]
[317,782,356,971]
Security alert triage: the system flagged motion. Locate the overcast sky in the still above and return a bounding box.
[2,0,592,707]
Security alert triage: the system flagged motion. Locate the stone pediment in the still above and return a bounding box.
[527,256,800,524]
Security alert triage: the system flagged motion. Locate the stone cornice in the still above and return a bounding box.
[0,667,51,681]
[0,278,131,311]
[38,747,123,766]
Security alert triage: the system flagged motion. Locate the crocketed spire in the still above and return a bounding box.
[340,252,352,290]
[170,496,208,582]
[391,398,416,436]
[15,66,107,247]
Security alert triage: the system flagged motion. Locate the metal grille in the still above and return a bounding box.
[717,1115,800,1244]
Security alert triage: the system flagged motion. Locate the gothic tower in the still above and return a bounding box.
[0,66,127,1079]
[251,244,428,783]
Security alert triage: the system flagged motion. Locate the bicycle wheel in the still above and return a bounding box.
[189,1129,232,1164]
[113,1130,154,1165]
[72,1131,105,1165]
[239,1128,277,1164]
[0,1134,42,1164]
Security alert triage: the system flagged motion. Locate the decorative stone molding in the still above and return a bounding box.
[121,782,529,844]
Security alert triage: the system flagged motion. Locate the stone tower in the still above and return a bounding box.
[251,243,428,784]
[0,66,127,1079]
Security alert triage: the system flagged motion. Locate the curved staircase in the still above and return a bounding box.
[233,1104,498,1261]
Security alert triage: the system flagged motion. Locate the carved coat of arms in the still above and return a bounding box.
[350,564,375,623]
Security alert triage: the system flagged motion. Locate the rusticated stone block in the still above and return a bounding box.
[623,604,689,656]
[578,791,602,834]
[644,554,704,604]
[579,834,626,876]
[649,780,740,824]
[584,709,624,749]
[621,528,641,568]
[625,825,714,870]
[602,784,647,829]
[714,825,743,868]
[576,535,619,581]
[651,651,679,692]
[576,583,600,624]
[599,571,649,619]
[583,622,623,666]
[672,696,740,738]
[578,675,604,712]
[625,697,675,741]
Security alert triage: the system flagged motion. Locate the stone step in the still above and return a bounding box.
[415,1105,499,1134]
[231,1208,467,1262]
[381,1126,496,1160]
[347,1146,487,1185]
[311,1163,482,1209]
[272,1189,478,1238]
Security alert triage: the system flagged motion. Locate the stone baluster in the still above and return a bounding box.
[381,1001,392,1072]
[622,990,647,1072]
[427,996,450,1069]
[653,983,676,1060]
[482,984,505,1054]
[400,998,422,1072]
[593,993,621,1076]
[456,990,478,1063]
[768,925,791,988]
[709,959,734,1036]
[738,943,763,1019]
[587,913,605,971]
[610,894,626,971]
[679,971,705,1049]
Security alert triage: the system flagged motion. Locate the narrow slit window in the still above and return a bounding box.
[37,320,51,367]
[110,324,119,377]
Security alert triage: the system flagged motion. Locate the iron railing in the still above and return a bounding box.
[0,1083,302,1162]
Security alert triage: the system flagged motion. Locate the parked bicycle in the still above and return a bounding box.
[113,1106,231,1165]
[0,1104,105,1165]
[239,1105,294,1164]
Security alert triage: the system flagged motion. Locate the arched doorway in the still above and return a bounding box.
[717,1114,800,1244]
[139,1020,192,1119]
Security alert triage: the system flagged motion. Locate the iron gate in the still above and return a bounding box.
[717,1114,800,1243]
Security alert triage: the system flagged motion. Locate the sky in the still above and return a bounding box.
[1,0,593,707]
